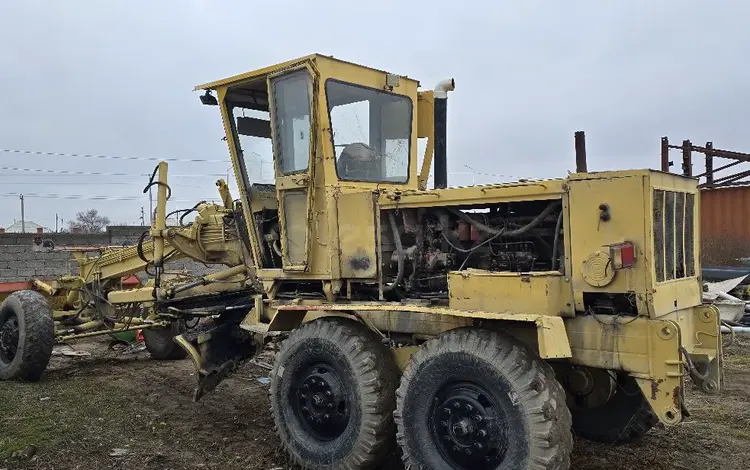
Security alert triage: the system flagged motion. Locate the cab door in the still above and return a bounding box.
[267,67,316,272]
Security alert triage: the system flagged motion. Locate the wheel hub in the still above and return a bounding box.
[431,383,507,469]
[293,363,350,440]
[0,315,19,363]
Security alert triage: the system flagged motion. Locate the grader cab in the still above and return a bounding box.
[0,54,723,470]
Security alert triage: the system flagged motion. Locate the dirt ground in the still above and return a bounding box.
[1,336,749,470]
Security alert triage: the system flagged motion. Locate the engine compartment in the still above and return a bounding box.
[380,199,565,300]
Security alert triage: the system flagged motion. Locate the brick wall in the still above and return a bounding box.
[0,226,222,282]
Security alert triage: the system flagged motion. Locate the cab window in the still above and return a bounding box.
[272,71,312,174]
[326,80,411,183]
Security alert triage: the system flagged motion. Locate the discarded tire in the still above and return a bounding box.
[571,373,658,443]
[143,320,187,360]
[0,290,55,382]
[270,317,398,469]
[395,327,573,470]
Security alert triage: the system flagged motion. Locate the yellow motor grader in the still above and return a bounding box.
[0,54,723,470]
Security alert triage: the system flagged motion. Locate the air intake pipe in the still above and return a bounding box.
[434,78,455,189]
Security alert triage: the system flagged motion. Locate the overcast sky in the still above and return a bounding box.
[1,1,748,230]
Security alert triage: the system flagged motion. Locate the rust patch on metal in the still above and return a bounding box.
[650,378,664,400]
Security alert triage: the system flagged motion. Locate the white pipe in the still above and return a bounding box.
[721,326,750,334]
[434,78,455,99]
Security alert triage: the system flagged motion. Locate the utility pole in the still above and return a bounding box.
[55,213,59,232]
[140,207,145,226]
[19,194,25,233]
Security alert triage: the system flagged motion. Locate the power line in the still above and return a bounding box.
[0,192,219,202]
[0,148,229,164]
[0,166,228,178]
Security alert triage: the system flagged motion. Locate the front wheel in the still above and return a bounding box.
[269,317,398,469]
[395,327,573,470]
[0,290,55,382]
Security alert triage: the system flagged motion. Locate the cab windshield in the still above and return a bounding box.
[326,80,412,183]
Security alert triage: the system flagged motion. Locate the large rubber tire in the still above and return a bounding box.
[142,320,187,360]
[269,317,398,470]
[395,327,573,470]
[571,373,658,443]
[0,290,55,382]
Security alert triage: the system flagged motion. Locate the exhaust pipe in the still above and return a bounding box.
[434,78,455,189]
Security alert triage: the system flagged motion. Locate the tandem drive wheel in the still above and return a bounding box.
[269,317,398,470]
[0,290,55,382]
[395,328,573,470]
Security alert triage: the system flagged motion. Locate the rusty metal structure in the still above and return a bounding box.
[661,137,750,266]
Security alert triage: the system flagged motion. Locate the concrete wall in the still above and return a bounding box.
[0,226,220,282]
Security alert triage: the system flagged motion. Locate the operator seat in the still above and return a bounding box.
[336,142,381,181]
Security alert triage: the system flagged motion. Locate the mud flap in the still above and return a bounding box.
[174,320,258,401]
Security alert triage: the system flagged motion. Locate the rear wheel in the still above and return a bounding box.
[0,291,55,382]
[395,327,572,470]
[269,317,398,470]
[143,320,187,360]
[570,373,658,443]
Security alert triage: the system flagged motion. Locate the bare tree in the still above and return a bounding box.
[68,209,111,233]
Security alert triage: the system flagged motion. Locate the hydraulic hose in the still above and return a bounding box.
[551,209,564,271]
[384,212,404,293]
[448,200,561,237]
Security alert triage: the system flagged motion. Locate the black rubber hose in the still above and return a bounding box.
[448,201,561,237]
[551,209,564,271]
[383,212,404,293]
[136,230,150,263]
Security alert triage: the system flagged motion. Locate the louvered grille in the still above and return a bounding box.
[653,189,696,282]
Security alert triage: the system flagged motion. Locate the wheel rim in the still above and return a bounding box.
[430,382,508,469]
[291,362,351,440]
[0,312,20,364]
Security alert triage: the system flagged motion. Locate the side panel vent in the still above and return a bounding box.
[653,189,696,282]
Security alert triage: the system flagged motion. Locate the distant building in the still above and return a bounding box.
[2,220,48,233]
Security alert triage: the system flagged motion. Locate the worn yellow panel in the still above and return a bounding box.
[417,91,434,138]
[565,314,684,425]
[337,191,378,279]
[274,302,572,359]
[280,189,308,267]
[448,270,574,317]
[567,174,649,310]
[380,179,565,209]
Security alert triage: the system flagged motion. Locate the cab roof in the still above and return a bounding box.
[194,53,419,91]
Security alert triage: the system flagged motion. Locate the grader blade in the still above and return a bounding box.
[174,321,257,401]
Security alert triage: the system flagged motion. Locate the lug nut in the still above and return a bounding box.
[453,402,460,409]
[477,429,487,438]
[299,393,307,399]
[443,408,452,416]
[440,420,448,427]
[323,414,330,420]
[327,403,334,409]
[465,449,472,455]
[302,384,310,390]
[465,404,473,412]
[302,406,308,412]
[452,445,460,452]
[474,442,483,449]
[325,391,332,397]
[474,415,483,422]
